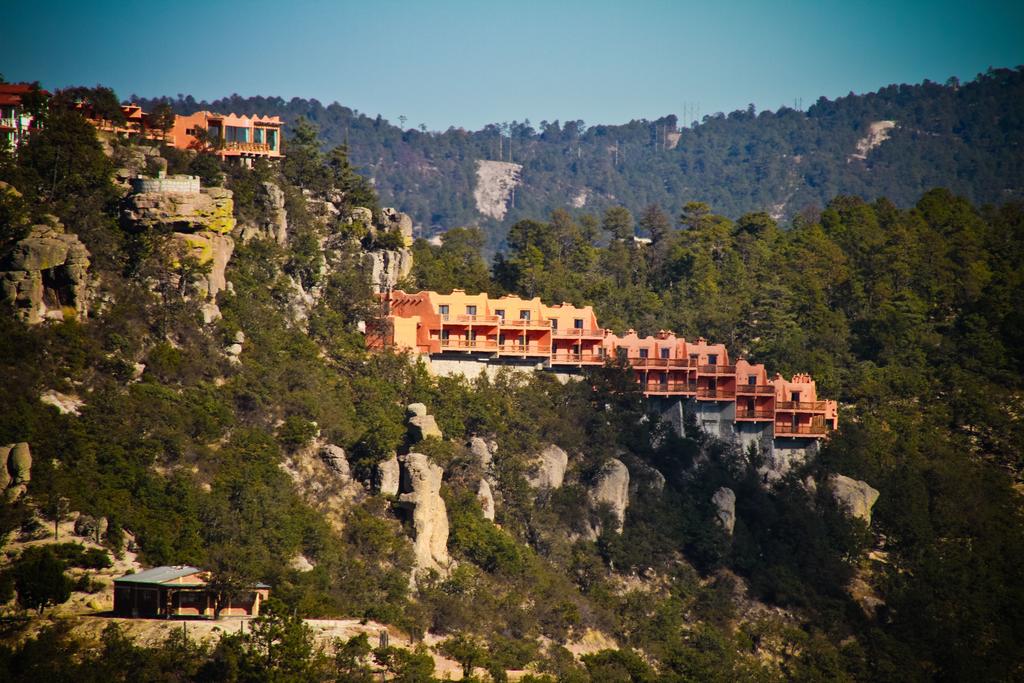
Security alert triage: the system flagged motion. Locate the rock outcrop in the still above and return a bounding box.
[527,444,568,490]
[378,207,414,246]
[318,444,351,483]
[468,436,497,470]
[759,445,814,485]
[122,177,236,301]
[590,459,629,534]
[377,454,400,496]
[238,181,288,244]
[406,403,442,442]
[40,390,85,415]
[477,478,495,521]
[712,487,736,536]
[2,442,32,502]
[830,475,880,524]
[1,217,93,324]
[397,452,451,575]
[364,248,414,293]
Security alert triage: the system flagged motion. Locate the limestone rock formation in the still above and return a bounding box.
[239,181,288,244]
[1,219,93,324]
[345,207,374,226]
[3,442,32,502]
[377,454,401,496]
[468,436,497,470]
[712,487,737,536]
[40,390,85,416]
[830,474,880,524]
[477,478,495,521]
[289,554,315,573]
[123,182,235,234]
[397,452,451,575]
[407,403,442,442]
[172,230,235,300]
[379,207,414,247]
[364,248,414,294]
[628,459,665,496]
[319,444,351,483]
[591,459,630,534]
[759,445,814,485]
[527,444,568,490]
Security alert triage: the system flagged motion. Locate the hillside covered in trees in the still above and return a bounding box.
[138,67,1024,249]
[0,83,1023,681]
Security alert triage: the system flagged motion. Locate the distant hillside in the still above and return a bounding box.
[136,67,1024,246]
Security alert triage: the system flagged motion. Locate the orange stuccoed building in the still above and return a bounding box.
[369,289,838,455]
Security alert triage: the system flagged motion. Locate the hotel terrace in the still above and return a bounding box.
[369,289,838,444]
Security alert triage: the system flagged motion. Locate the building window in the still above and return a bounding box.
[598,347,606,357]
[791,392,800,402]
[573,344,580,355]
[616,347,628,360]
[708,353,718,365]
[660,348,670,359]
[551,319,558,330]
[495,309,505,319]
[660,373,668,385]
[466,305,477,316]
[639,348,649,359]
[267,130,277,150]
[574,318,584,329]
[254,128,265,144]
[748,375,757,385]
[438,304,449,319]
[519,310,530,321]
[440,329,449,341]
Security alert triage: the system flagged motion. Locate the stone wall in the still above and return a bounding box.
[130,175,201,194]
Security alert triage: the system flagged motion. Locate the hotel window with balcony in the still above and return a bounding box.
[660,348,670,359]
[708,353,718,365]
[616,347,628,360]
[438,304,449,320]
[519,310,530,321]
[639,348,649,359]
[267,129,278,150]
[689,353,698,363]
[550,319,558,330]
[598,347,606,357]
[495,309,505,320]
[254,128,265,144]
[573,344,581,355]
[660,373,668,386]
[748,375,757,385]
[574,318,583,329]
[791,392,800,402]
[466,305,477,316]
[440,329,450,341]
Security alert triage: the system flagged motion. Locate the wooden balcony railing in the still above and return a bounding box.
[442,314,502,324]
[643,382,698,394]
[552,328,603,337]
[628,357,692,369]
[736,385,775,395]
[439,339,498,351]
[775,401,828,411]
[550,353,605,364]
[696,387,736,400]
[774,423,829,436]
[498,344,551,355]
[698,364,737,375]
[736,409,775,420]
[223,141,274,153]
[501,318,549,328]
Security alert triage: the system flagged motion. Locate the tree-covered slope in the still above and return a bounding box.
[137,67,1024,247]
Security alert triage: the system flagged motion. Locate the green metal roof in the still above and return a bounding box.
[114,565,202,585]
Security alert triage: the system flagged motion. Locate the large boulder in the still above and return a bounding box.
[171,230,234,300]
[591,459,630,534]
[123,184,235,234]
[376,454,400,496]
[406,403,442,442]
[319,444,351,483]
[0,444,12,490]
[9,442,31,484]
[397,453,451,575]
[1,220,93,325]
[527,445,568,490]
[477,478,495,521]
[712,487,736,536]
[830,475,880,524]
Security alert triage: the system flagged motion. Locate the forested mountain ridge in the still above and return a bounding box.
[137,67,1024,246]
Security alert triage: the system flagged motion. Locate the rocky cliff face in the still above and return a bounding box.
[528,444,569,490]
[363,248,414,293]
[1,213,93,325]
[830,475,880,524]
[590,459,630,535]
[713,487,736,536]
[238,181,288,245]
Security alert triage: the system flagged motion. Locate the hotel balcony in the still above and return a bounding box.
[736,384,775,395]
[698,364,737,375]
[500,318,550,330]
[440,314,502,325]
[497,343,552,357]
[775,401,828,412]
[736,408,775,421]
[550,352,605,365]
[223,141,274,154]
[643,381,697,396]
[552,327,605,339]
[696,387,737,400]
[629,357,693,369]
[774,423,829,437]
[438,339,499,352]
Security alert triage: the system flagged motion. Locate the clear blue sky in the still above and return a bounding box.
[3,0,1022,131]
